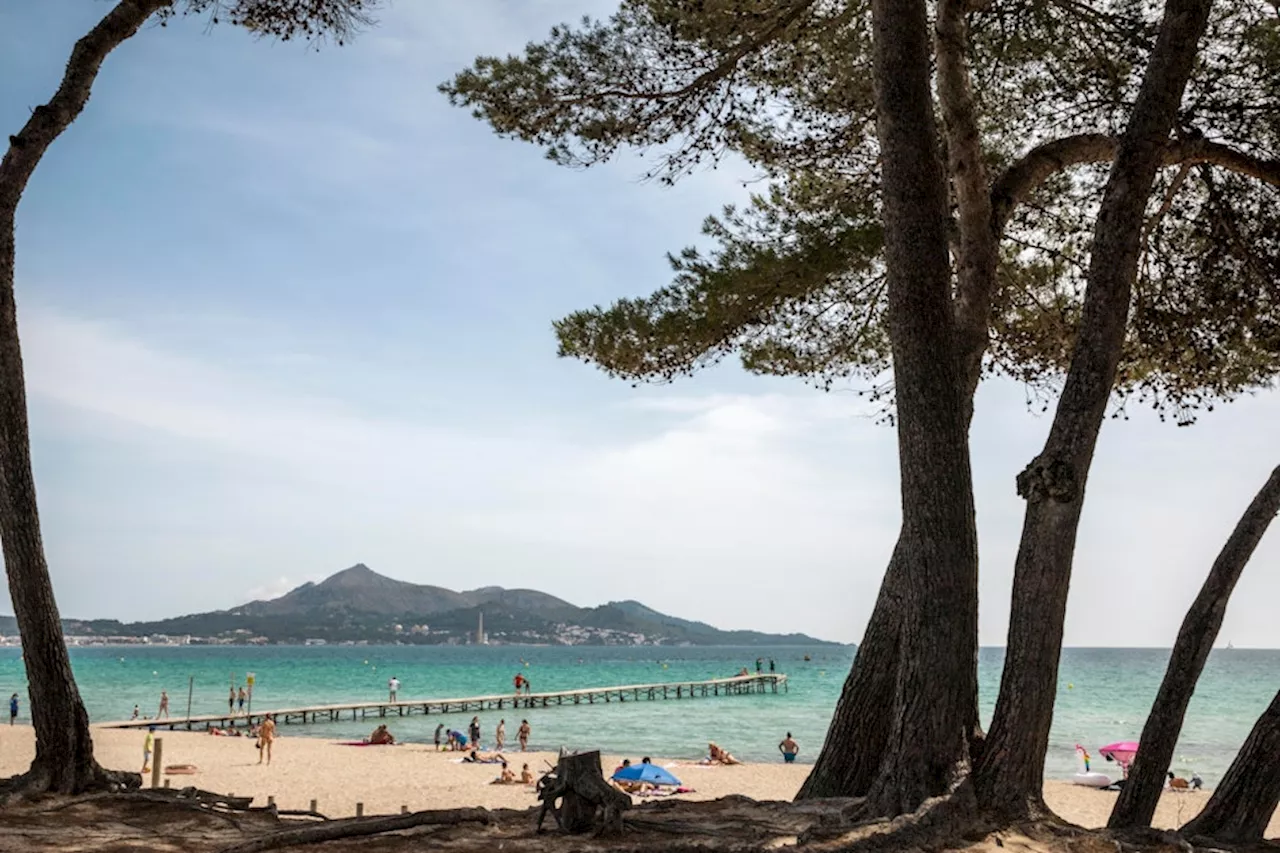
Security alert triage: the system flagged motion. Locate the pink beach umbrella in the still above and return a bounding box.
[1099,741,1139,767]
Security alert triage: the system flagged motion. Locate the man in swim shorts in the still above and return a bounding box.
[779,732,799,763]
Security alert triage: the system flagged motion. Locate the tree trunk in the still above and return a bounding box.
[1180,689,1280,842]
[536,750,630,836]
[797,542,903,799]
[1109,466,1280,829]
[0,0,167,794]
[860,0,979,819]
[973,0,1214,820]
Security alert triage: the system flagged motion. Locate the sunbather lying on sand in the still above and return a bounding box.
[463,749,503,764]
[700,742,742,765]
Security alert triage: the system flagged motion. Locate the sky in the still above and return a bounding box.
[0,1,1276,647]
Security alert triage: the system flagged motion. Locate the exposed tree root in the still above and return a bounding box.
[798,783,988,853]
[214,806,494,853]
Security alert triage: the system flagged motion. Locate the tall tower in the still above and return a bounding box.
[476,611,486,645]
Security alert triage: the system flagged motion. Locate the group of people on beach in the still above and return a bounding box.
[433,717,531,752]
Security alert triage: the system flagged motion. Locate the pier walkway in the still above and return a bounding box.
[99,673,788,731]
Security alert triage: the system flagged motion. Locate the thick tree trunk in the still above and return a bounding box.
[0,0,167,794]
[797,542,903,799]
[1180,689,1280,842]
[1109,466,1280,828]
[801,0,999,805]
[860,0,979,819]
[973,0,1214,820]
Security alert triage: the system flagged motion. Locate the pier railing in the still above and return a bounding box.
[99,672,788,731]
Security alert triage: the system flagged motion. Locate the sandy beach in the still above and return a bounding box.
[0,726,1274,837]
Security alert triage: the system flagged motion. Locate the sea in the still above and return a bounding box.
[0,644,1274,786]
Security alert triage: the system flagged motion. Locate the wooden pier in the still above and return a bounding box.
[100,673,788,732]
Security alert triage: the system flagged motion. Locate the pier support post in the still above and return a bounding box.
[151,739,163,789]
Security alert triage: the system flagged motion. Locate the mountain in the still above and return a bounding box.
[1,564,839,647]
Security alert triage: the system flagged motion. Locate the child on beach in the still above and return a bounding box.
[142,726,155,774]
[434,724,444,751]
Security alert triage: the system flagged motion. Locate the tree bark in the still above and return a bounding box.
[973,0,1214,820]
[0,0,168,794]
[1180,688,1280,842]
[797,542,904,799]
[860,0,979,819]
[799,0,993,804]
[1109,466,1280,829]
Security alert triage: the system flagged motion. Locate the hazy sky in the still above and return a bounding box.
[0,1,1276,647]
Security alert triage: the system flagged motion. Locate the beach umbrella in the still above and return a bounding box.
[1099,741,1139,765]
[612,763,682,787]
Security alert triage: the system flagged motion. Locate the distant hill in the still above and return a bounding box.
[0,564,838,647]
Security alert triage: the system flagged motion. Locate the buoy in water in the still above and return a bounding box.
[1067,683,1074,690]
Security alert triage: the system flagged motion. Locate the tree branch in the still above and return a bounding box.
[991,134,1280,234]
[554,0,818,107]
[0,0,171,206]
[935,0,997,408]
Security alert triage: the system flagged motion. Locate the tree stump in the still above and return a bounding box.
[536,750,630,836]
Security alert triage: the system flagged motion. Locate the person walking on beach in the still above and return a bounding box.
[158,690,169,719]
[9,693,18,725]
[495,719,506,751]
[257,714,276,765]
[237,686,247,712]
[469,716,482,748]
[388,676,401,702]
[434,723,444,751]
[779,732,799,763]
[517,719,530,751]
[142,726,155,774]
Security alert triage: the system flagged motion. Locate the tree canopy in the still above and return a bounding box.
[443,0,1280,422]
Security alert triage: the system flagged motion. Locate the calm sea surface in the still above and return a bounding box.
[1,645,1274,785]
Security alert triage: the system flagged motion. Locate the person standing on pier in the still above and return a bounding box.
[495,719,506,751]
[517,719,530,751]
[158,690,169,719]
[769,659,776,673]
[388,675,401,702]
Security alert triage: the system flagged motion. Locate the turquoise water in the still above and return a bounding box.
[0,645,1274,785]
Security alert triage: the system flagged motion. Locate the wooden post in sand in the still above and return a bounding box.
[309,798,317,813]
[151,739,163,788]
[356,802,364,817]
[401,804,408,814]
[267,796,275,807]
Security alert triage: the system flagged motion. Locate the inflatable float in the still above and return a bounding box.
[1072,745,1112,788]
[1072,771,1112,788]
